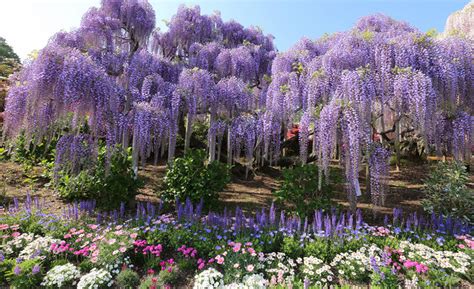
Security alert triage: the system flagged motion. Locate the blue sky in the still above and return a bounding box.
[0,0,470,61]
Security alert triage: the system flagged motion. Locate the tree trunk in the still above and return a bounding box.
[168,122,177,165]
[131,127,139,178]
[395,119,400,172]
[226,128,232,165]
[217,136,222,161]
[184,113,193,152]
[208,113,216,162]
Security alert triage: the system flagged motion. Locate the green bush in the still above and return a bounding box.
[281,236,304,259]
[78,260,94,273]
[273,164,339,217]
[191,119,210,147]
[422,161,473,223]
[6,258,43,289]
[9,116,74,167]
[115,269,140,289]
[56,145,140,209]
[139,273,181,289]
[10,132,56,168]
[159,149,231,206]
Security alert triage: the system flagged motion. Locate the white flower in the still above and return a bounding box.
[194,268,224,289]
[242,274,267,289]
[42,263,81,288]
[1,233,35,256]
[224,283,248,289]
[77,268,113,289]
[301,256,333,284]
[19,235,60,260]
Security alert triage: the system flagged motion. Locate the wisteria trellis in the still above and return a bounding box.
[3,0,473,208]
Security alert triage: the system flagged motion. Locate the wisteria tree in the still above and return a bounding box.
[3,1,276,177]
[266,14,472,209]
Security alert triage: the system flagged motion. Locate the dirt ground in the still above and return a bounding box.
[1,157,473,221]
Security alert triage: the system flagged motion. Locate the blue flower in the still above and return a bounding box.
[436,237,444,245]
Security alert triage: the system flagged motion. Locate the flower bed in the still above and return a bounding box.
[0,197,472,288]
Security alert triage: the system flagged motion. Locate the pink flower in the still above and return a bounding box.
[147,269,155,275]
[88,224,98,230]
[415,263,428,274]
[216,255,225,264]
[404,260,428,274]
[108,238,117,245]
[270,276,277,285]
[465,239,474,249]
[233,263,240,268]
[246,264,254,272]
[11,232,20,238]
[130,233,138,239]
[232,243,242,253]
[0,224,9,230]
[119,247,127,253]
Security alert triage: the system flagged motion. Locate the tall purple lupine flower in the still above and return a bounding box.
[269,203,276,225]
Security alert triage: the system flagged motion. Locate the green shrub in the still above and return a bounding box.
[281,237,304,259]
[304,238,333,261]
[6,258,43,288]
[56,145,140,209]
[422,161,473,223]
[11,132,57,166]
[139,274,166,289]
[191,119,210,147]
[78,260,94,273]
[159,149,231,206]
[115,269,140,289]
[156,268,181,286]
[0,258,15,284]
[9,115,74,167]
[273,164,339,217]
